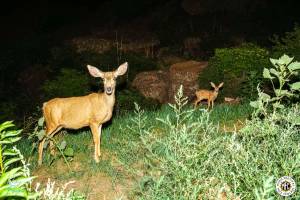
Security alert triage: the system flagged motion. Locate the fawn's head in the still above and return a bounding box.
[87,62,128,95]
[210,82,224,93]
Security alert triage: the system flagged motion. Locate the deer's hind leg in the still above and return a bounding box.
[38,124,62,166]
[194,97,203,108]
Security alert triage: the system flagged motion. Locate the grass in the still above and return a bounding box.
[16,98,300,199]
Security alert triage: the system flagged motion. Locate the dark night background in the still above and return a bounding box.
[0,0,300,123]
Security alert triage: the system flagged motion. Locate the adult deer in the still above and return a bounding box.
[194,82,224,109]
[38,62,128,166]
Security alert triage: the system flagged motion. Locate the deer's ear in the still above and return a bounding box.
[87,65,104,78]
[218,82,224,88]
[210,82,216,88]
[115,62,128,77]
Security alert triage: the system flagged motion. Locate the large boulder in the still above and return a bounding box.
[132,70,169,103]
[132,60,208,103]
[168,61,208,102]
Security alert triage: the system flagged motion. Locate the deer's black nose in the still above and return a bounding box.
[107,87,112,92]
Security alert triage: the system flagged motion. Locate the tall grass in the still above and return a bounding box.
[116,87,300,199]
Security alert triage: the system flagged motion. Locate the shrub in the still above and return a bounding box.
[272,24,300,61]
[0,121,38,199]
[199,43,269,99]
[250,54,300,116]
[120,85,299,199]
[42,68,90,99]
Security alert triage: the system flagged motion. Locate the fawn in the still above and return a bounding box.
[38,62,128,166]
[194,82,224,109]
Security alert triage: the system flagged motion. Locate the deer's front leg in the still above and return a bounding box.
[90,123,100,163]
[97,125,102,157]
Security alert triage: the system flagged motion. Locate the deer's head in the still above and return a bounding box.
[210,82,224,93]
[87,62,128,95]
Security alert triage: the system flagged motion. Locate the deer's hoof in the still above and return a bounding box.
[94,156,100,163]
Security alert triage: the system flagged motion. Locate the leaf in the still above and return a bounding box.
[250,101,259,108]
[260,92,271,101]
[0,167,22,187]
[4,157,22,169]
[269,68,279,77]
[1,130,21,139]
[269,58,278,67]
[38,117,44,127]
[290,82,300,90]
[59,140,67,150]
[3,149,18,156]
[263,68,273,79]
[288,61,300,71]
[0,137,22,145]
[279,54,294,65]
[64,147,74,157]
[272,102,284,109]
[275,89,293,97]
[0,121,14,133]
[37,130,45,141]
[9,176,36,187]
[0,186,28,199]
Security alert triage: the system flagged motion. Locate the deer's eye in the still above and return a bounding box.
[113,77,117,81]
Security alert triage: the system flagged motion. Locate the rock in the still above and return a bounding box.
[169,61,208,102]
[224,97,241,104]
[131,71,169,103]
[132,60,208,103]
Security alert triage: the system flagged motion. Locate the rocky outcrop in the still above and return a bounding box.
[131,70,169,103]
[132,60,208,103]
[168,61,208,102]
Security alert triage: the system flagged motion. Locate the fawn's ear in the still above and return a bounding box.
[114,62,128,77]
[87,65,104,78]
[218,82,224,88]
[210,82,216,88]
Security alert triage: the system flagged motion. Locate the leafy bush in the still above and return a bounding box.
[120,85,299,199]
[251,54,300,116]
[199,43,269,99]
[42,68,90,99]
[0,121,38,199]
[272,24,300,61]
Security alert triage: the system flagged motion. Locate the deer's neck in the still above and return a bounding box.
[103,92,116,109]
[213,91,219,97]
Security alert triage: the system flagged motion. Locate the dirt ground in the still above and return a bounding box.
[32,152,135,200]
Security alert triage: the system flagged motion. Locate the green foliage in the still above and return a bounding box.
[251,54,300,116]
[115,89,160,116]
[42,68,90,99]
[272,24,300,61]
[0,121,38,199]
[199,43,269,99]
[117,86,299,199]
[30,117,74,170]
